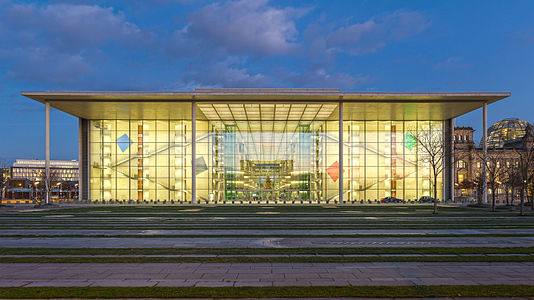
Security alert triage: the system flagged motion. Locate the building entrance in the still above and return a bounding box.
[232,160,305,203]
[197,104,341,204]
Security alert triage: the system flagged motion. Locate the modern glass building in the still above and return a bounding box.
[22,88,509,204]
[11,159,79,182]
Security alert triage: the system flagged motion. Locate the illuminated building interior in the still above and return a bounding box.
[482,118,534,148]
[21,88,511,204]
[88,104,443,203]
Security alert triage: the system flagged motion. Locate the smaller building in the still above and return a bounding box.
[454,119,534,204]
[2,159,79,202]
[2,179,33,201]
[11,159,79,182]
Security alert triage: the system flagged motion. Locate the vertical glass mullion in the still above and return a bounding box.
[128,120,131,202]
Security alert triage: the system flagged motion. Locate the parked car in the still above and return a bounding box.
[419,196,437,203]
[454,196,475,203]
[381,196,405,203]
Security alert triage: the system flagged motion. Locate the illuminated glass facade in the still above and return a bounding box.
[88,104,443,204]
[343,121,443,202]
[23,88,510,205]
[481,118,534,148]
[90,119,193,202]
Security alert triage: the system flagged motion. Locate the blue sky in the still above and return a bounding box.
[0,0,533,161]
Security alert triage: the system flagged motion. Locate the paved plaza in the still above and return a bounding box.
[1,262,534,287]
[0,205,533,298]
[1,235,534,248]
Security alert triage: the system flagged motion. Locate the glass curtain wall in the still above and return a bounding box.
[89,119,193,203]
[343,120,443,202]
[196,119,340,204]
[87,103,444,204]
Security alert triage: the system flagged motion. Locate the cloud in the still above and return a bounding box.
[0,1,390,91]
[1,3,142,53]
[308,9,430,56]
[181,0,309,56]
[183,58,272,88]
[0,2,144,86]
[5,49,92,85]
[283,69,374,90]
[435,56,471,70]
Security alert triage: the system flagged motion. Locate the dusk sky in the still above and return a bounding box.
[1,0,533,161]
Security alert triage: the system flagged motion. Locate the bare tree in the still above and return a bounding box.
[512,138,534,216]
[454,149,475,201]
[0,158,11,201]
[410,125,445,214]
[457,178,476,201]
[502,167,521,205]
[472,172,485,204]
[35,169,61,203]
[476,148,507,211]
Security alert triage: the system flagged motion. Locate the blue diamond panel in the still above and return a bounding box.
[117,134,133,152]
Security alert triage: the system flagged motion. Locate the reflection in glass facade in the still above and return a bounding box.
[196,120,340,203]
[88,104,443,204]
[344,121,443,202]
[90,119,193,202]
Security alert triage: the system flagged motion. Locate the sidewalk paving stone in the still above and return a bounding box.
[1,262,533,287]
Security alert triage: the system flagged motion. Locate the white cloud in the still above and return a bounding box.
[435,56,471,70]
[283,69,374,90]
[184,0,309,56]
[2,3,141,53]
[186,58,271,87]
[0,2,144,86]
[5,48,92,85]
[308,9,430,56]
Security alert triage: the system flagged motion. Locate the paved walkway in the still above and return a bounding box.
[2,228,534,235]
[1,262,533,287]
[1,254,532,258]
[1,236,533,248]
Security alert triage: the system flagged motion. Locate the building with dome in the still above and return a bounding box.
[481,118,534,148]
[454,118,534,204]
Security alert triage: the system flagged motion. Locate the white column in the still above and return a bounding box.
[78,118,82,202]
[483,102,488,204]
[339,101,343,204]
[45,102,50,204]
[450,118,455,202]
[192,102,196,204]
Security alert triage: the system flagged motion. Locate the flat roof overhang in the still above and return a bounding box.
[21,88,510,121]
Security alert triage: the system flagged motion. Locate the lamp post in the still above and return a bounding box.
[34,181,39,201]
[56,182,61,201]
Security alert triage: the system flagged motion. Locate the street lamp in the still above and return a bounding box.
[56,182,61,201]
[34,182,39,201]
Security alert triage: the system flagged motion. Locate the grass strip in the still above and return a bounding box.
[1,255,534,263]
[4,218,534,222]
[2,246,534,256]
[2,226,534,231]
[1,285,534,298]
[1,233,534,238]
[2,220,534,224]
[2,213,532,218]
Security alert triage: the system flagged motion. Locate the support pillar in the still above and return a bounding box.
[78,118,83,202]
[192,102,196,204]
[78,118,89,202]
[338,101,343,204]
[443,119,455,202]
[483,102,488,204]
[45,102,50,204]
[450,118,455,202]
